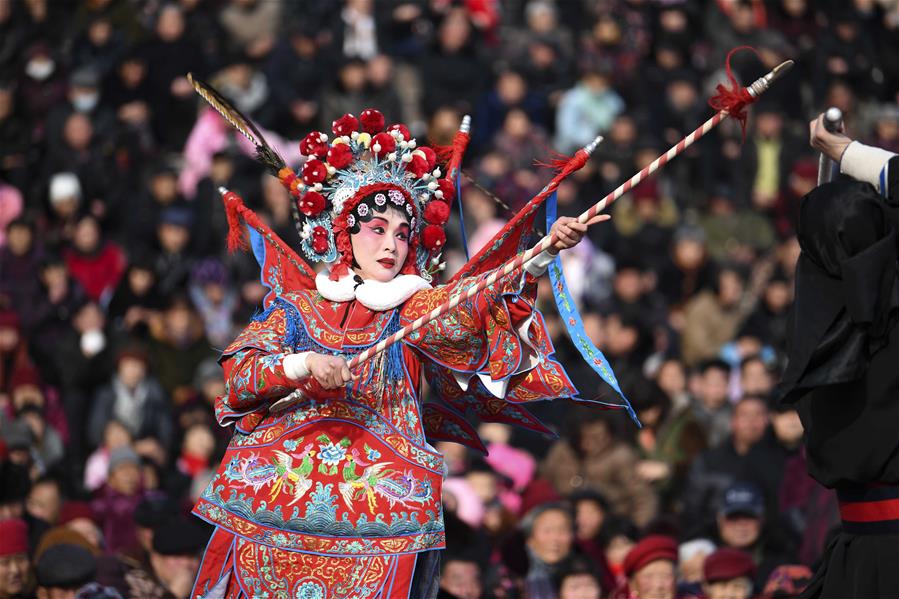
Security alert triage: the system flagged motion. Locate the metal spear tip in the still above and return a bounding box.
[769,59,794,82]
[460,115,472,134]
[748,59,795,97]
[217,186,230,196]
[584,135,604,155]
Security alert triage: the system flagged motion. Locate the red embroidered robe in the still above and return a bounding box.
[192,268,576,596]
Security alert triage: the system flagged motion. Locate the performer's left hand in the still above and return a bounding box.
[548,214,610,255]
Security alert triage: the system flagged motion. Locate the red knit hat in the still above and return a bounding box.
[0,309,21,331]
[703,548,756,582]
[58,501,97,525]
[622,534,678,576]
[10,366,42,391]
[0,518,29,557]
[517,477,562,517]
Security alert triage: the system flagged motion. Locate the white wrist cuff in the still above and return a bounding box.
[525,250,556,276]
[840,141,896,192]
[282,352,312,380]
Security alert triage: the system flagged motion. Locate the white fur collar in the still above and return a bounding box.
[315,271,431,311]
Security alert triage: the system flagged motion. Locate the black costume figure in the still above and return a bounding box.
[781,144,899,598]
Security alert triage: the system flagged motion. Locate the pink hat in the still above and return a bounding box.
[485,442,535,491]
[442,477,485,528]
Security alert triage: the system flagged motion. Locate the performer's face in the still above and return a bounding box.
[351,208,410,282]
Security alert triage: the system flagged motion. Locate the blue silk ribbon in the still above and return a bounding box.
[546,192,639,425]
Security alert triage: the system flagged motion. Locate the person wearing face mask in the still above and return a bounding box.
[189,108,608,599]
[44,67,116,151]
[17,43,68,135]
[776,114,899,598]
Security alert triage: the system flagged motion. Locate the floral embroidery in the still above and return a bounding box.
[294,582,325,599]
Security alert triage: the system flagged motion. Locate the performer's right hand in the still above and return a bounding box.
[306,353,354,389]
[809,113,852,163]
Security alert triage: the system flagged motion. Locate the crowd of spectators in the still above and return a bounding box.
[1,0,899,598]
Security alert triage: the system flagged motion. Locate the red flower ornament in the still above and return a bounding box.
[387,123,411,141]
[311,226,330,254]
[301,159,328,185]
[327,144,354,170]
[332,114,359,137]
[407,154,429,178]
[370,132,396,158]
[421,224,446,250]
[359,109,385,134]
[436,177,455,201]
[299,191,326,217]
[299,131,328,158]
[424,201,450,226]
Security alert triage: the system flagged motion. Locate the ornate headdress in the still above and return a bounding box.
[276,109,455,282]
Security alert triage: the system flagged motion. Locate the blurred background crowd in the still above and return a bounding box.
[1,0,899,598]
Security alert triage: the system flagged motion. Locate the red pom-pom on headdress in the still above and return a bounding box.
[332,114,359,137]
[299,131,328,158]
[359,109,385,134]
[302,159,328,185]
[424,201,450,226]
[311,226,330,254]
[327,144,354,170]
[422,224,446,250]
[407,154,429,179]
[299,190,326,217]
[436,178,455,201]
[371,132,396,157]
[419,146,437,171]
[387,123,411,141]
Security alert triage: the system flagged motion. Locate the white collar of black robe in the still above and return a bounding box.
[780,177,899,403]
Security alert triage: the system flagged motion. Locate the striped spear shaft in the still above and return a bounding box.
[345,60,793,370]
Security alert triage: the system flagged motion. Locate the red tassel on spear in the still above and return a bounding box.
[451,135,603,282]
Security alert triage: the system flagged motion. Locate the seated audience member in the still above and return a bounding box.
[738,354,774,398]
[91,446,146,555]
[542,412,657,527]
[712,482,796,587]
[34,543,98,598]
[438,552,482,599]
[702,548,756,599]
[570,490,616,592]
[682,397,769,526]
[146,518,209,599]
[521,503,578,599]
[556,558,602,599]
[677,538,716,595]
[0,519,32,599]
[621,535,678,599]
[689,359,733,448]
[598,516,639,590]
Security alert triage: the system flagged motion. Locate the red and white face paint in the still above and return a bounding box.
[349,209,410,282]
